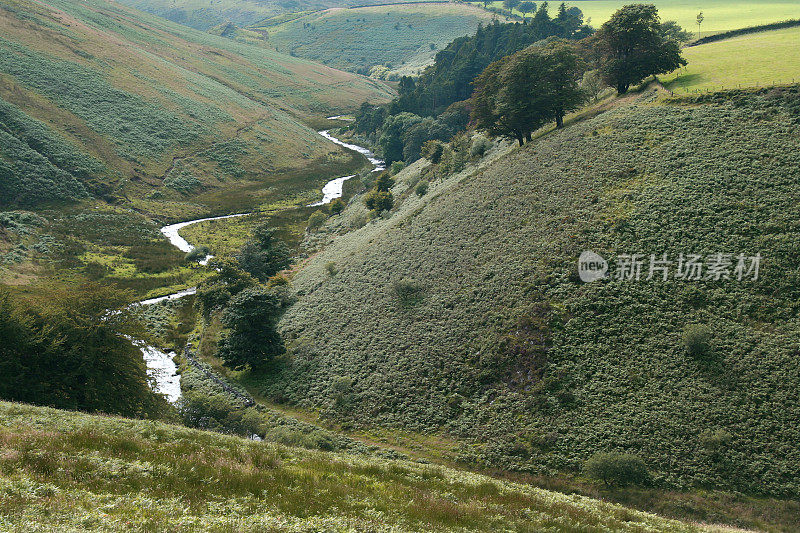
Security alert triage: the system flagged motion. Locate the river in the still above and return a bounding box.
[136,130,383,403]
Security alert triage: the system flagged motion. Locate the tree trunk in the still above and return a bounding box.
[516,133,525,146]
[555,114,564,128]
[525,132,533,143]
[617,82,629,94]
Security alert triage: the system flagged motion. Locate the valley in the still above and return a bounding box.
[1,0,800,531]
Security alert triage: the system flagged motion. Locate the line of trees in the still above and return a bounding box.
[469,4,687,145]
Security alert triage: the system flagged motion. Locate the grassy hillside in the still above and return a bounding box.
[264,87,800,504]
[0,0,391,294]
[478,0,800,37]
[0,401,703,531]
[256,3,499,76]
[664,26,800,92]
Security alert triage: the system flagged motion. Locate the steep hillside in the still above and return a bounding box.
[0,401,702,531]
[256,3,499,77]
[0,0,392,213]
[0,0,391,293]
[118,0,461,31]
[270,87,800,500]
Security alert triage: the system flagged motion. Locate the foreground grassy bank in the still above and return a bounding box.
[0,401,703,532]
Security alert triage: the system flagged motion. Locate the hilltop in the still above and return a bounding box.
[260,86,800,513]
[0,401,702,531]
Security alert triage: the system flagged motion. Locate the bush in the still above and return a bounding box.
[682,323,712,359]
[415,181,429,197]
[307,211,327,231]
[364,190,393,212]
[374,171,395,192]
[328,198,345,215]
[390,161,406,175]
[422,140,445,163]
[325,261,338,277]
[185,245,210,263]
[470,135,492,159]
[583,452,650,487]
[392,279,424,307]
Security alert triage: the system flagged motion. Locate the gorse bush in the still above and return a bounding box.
[584,452,650,487]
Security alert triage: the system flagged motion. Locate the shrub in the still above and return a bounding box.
[470,135,493,158]
[325,261,338,277]
[364,190,393,212]
[392,279,424,307]
[682,323,712,359]
[700,429,733,454]
[390,160,406,175]
[185,245,210,263]
[328,198,345,215]
[583,452,650,487]
[415,181,429,197]
[236,223,291,282]
[307,211,327,231]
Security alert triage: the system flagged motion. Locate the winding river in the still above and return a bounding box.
[137,130,383,403]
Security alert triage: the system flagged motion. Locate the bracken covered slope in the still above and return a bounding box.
[274,88,800,497]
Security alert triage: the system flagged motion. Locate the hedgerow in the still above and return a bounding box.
[271,88,800,497]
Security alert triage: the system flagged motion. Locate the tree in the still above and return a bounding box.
[0,283,168,418]
[374,171,395,192]
[364,189,394,212]
[594,4,687,94]
[217,286,287,371]
[236,223,291,282]
[660,20,692,44]
[518,1,536,16]
[581,70,604,102]
[696,11,704,39]
[470,40,586,144]
[503,0,520,12]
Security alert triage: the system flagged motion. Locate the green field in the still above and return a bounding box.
[256,3,499,77]
[0,401,702,532]
[480,0,800,35]
[664,26,800,91]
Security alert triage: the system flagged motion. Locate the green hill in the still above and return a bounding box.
[0,401,702,531]
[0,0,391,293]
[265,87,800,503]
[255,3,500,77]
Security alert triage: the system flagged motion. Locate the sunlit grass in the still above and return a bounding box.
[0,401,702,532]
[663,26,800,92]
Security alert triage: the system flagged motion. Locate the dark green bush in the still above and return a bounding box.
[682,323,712,359]
[415,181,429,197]
[307,211,328,232]
[583,452,650,487]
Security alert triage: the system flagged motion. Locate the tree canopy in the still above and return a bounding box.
[594,4,687,93]
[471,40,586,145]
[236,223,291,282]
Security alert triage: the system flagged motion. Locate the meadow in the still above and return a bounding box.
[663,26,800,92]
[0,401,702,532]
[478,0,800,35]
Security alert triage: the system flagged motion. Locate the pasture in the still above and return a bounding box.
[664,26,800,91]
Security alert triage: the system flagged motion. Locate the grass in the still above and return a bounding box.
[477,0,800,36]
[256,3,498,76]
[0,401,704,532]
[663,26,800,92]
